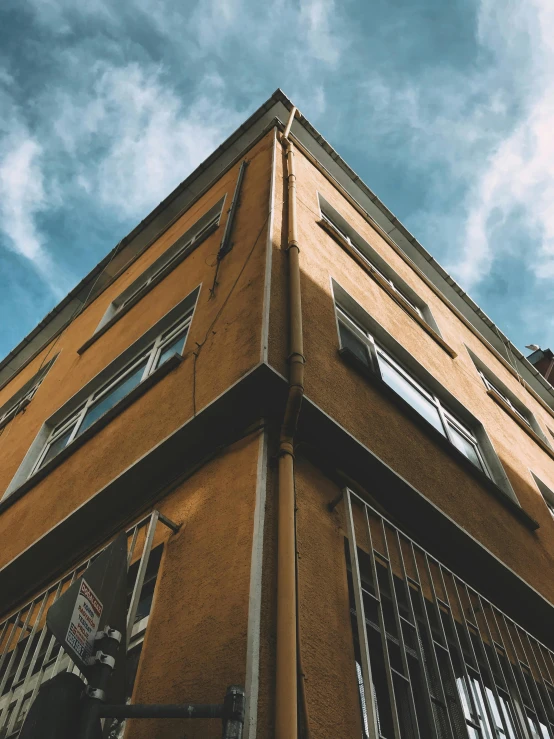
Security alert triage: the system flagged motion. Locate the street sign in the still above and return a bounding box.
[46,532,128,698]
[65,578,103,663]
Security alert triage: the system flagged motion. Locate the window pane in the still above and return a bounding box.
[378,356,445,434]
[448,423,486,473]
[39,427,74,469]
[155,330,188,369]
[77,361,147,435]
[339,323,370,368]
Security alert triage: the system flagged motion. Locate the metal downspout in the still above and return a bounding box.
[276,106,305,739]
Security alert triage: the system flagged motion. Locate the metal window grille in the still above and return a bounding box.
[31,311,192,476]
[0,510,173,738]
[345,488,554,739]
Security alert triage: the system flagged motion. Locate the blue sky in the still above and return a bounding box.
[1,0,553,359]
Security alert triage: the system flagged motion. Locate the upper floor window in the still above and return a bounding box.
[86,198,224,347]
[2,287,199,501]
[0,356,58,431]
[467,347,551,448]
[32,312,191,475]
[318,195,444,336]
[321,211,423,318]
[531,472,554,519]
[337,306,490,477]
[478,369,531,427]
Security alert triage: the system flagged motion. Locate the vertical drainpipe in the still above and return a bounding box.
[275,106,304,739]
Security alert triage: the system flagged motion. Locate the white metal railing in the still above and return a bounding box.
[0,510,175,737]
[345,488,554,739]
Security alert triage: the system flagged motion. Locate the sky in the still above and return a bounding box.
[1,0,553,359]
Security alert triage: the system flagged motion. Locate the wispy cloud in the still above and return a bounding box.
[456,0,554,286]
[353,0,554,294]
[0,115,69,296]
[50,64,241,219]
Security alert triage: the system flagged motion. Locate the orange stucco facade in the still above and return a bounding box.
[2,93,554,739]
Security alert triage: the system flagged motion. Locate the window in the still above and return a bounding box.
[31,313,191,476]
[345,490,554,739]
[531,473,554,519]
[116,214,219,315]
[337,306,491,477]
[0,357,57,431]
[468,348,551,448]
[91,199,223,342]
[322,212,423,318]
[3,289,199,501]
[479,370,532,427]
[0,512,170,738]
[318,195,447,338]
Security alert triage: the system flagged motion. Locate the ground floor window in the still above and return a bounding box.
[344,489,554,739]
[0,511,174,738]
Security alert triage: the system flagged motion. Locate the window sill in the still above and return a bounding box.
[77,221,217,356]
[339,347,539,531]
[319,220,457,359]
[486,389,554,461]
[0,354,183,513]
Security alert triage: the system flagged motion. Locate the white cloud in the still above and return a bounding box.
[49,63,242,219]
[345,0,554,296]
[453,0,554,287]
[0,129,69,296]
[299,0,342,66]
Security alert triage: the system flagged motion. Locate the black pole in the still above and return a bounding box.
[222,685,245,739]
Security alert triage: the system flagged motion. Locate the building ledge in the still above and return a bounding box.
[1,362,551,653]
[339,346,539,531]
[0,354,183,514]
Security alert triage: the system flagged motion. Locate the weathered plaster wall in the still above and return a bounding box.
[268,139,554,605]
[0,131,274,570]
[123,433,261,739]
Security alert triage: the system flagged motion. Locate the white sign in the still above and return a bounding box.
[65,579,103,662]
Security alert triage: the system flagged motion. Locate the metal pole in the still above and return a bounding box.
[222,685,245,739]
[78,634,121,739]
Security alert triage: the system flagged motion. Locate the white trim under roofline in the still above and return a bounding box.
[2,89,553,417]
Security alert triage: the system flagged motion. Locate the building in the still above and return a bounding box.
[527,347,554,384]
[1,90,554,739]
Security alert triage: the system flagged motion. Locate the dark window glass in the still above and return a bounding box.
[339,323,370,368]
[78,361,147,436]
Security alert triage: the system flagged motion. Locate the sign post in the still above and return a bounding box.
[21,526,246,737]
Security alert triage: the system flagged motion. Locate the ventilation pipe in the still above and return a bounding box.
[275,106,304,739]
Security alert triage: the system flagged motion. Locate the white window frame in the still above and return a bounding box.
[319,194,440,333]
[467,346,551,447]
[0,357,58,430]
[3,288,200,501]
[31,313,192,476]
[333,282,519,504]
[338,306,492,479]
[93,198,224,337]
